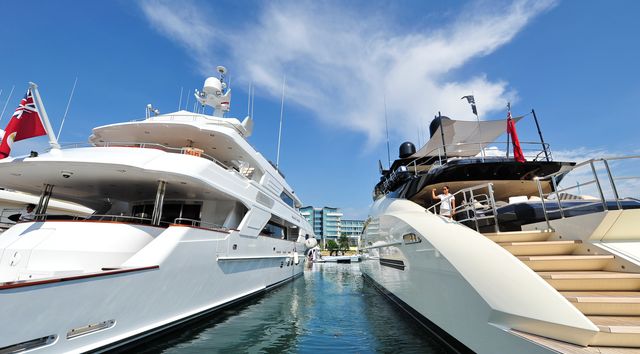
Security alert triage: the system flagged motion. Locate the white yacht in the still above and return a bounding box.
[362,113,640,353]
[0,68,317,353]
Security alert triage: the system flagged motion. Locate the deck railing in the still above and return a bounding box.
[27,214,229,232]
[58,141,231,170]
[426,182,501,233]
[380,140,551,195]
[534,155,640,230]
[421,140,552,167]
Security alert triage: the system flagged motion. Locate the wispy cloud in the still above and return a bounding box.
[139,0,557,146]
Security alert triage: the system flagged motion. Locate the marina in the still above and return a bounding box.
[2,2,640,354]
[134,263,448,354]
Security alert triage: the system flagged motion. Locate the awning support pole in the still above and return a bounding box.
[151,180,167,226]
[35,184,54,219]
[438,112,447,161]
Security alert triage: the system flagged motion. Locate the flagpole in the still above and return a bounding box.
[29,82,60,149]
[506,102,511,159]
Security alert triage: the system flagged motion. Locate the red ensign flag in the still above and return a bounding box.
[506,110,525,163]
[0,88,47,158]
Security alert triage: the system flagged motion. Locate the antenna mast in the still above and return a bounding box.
[0,85,15,123]
[247,82,252,117]
[384,94,391,168]
[276,75,286,168]
[57,77,78,140]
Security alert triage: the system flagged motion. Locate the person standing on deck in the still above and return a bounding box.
[432,186,455,218]
[18,203,36,221]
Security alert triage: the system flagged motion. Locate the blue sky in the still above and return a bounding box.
[1,0,639,219]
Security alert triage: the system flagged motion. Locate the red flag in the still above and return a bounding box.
[507,110,525,163]
[0,88,47,159]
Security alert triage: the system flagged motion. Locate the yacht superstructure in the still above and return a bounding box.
[361,112,640,353]
[0,69,317,353]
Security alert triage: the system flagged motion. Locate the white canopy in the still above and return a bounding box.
[412,115,524,158]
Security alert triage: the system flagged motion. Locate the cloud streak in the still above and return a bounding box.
[139,0,557,146]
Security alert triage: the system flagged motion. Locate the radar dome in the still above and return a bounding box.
[399,141,416,158]
[203,77,222,96]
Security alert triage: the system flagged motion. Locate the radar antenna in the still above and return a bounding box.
[195,65,232,117]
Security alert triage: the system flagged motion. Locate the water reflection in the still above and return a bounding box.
[131,263,449,353]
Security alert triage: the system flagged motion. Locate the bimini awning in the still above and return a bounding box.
[411,115,524,158]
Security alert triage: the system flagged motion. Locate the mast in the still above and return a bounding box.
[384,94,391,168]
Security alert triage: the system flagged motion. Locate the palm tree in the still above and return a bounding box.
[338,234,350,255]
[326,240,339,256]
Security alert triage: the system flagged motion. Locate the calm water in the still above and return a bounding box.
[132,263,450,353]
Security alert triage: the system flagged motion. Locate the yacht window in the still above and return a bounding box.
[262,221,287,239]
[132,202,202,225]
[280,191,295,208]
[132,204,153,221]
[181,204,202,221]
[162,203,202,225]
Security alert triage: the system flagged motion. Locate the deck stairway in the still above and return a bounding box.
[484,230,640,348]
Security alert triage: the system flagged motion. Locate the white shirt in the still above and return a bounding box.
[437,193,454,215]
[19,209,35,221]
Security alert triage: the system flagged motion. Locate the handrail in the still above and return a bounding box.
[379,140,552,195]
[127,113,248,136]
[419,140,551,162]
[91,141,231,170]
[426,182,501,233]
[173,217,228,232]
[31,213,165,225]
[27,213,231,233]
[535,155,640,224]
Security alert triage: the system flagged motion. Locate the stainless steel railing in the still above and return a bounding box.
[58,141,231,170]
[173,217,228,231]
[535,155,640,230]
[26,214,229,232]
[426,182,501,233]
[380,140,551,194]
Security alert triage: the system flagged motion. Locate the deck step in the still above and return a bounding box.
[589,316,640,347]
[539,271,640,291]
[563,291,640,316]
[518,255,614,271]
[483,230,555,243]
[499,240,581,256]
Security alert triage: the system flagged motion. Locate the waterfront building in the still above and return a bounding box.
[341,219,365,247]
[300,206,342,246]
[300,206,364,249]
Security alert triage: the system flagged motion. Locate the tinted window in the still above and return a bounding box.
[280,191,294,208]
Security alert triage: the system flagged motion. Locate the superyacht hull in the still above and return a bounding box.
[361,197,603,354]
[0,222,305,353]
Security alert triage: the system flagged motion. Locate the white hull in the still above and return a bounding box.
[0,221,305,353]
[361,197,604,353]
